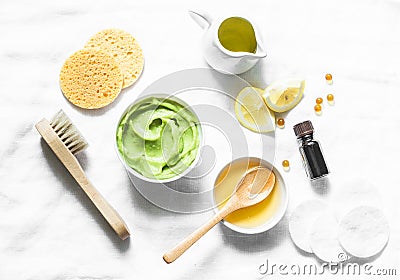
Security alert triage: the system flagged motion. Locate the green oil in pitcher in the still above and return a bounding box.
[218,17,257,53]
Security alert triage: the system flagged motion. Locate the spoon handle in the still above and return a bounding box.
[163,205,234,263]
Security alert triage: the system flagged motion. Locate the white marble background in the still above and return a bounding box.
[1,0,400,279]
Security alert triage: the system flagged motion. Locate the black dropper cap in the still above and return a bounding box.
[293,120,314,138]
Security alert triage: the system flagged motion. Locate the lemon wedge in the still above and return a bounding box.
[235,87,275,133]
[263,79,305,113]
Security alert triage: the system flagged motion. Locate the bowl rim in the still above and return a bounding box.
[114,93,203,184]
[212,157,288,234]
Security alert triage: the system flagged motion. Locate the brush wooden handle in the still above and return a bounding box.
[36,119,130,240]
[163,204,234,263]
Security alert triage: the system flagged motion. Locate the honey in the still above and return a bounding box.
[214,158,283,228]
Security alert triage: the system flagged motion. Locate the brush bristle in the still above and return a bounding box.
[50,110,88,155]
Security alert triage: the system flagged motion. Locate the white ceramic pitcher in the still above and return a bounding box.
[189,10,267,75]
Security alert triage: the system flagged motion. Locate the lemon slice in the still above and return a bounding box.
[235,87,275,133]
[263,79,305,113]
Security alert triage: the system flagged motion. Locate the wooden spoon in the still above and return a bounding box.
[163,166,276,263]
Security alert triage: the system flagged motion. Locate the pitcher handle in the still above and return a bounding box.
[188,10,213,29]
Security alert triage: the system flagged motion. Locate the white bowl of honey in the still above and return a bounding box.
[213,157,288,234]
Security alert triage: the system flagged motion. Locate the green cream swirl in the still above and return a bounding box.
[117,97,201,180]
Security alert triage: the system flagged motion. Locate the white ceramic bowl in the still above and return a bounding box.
[213,157,288,234]
[115,94,203,184]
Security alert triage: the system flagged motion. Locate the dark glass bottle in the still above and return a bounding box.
[293,121,329,180]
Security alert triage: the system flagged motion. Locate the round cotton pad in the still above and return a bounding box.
[310,212,347,263]
[339,206,389,258]
[85,29,144,88]
[289,200,328,253]
[332,178,381,221]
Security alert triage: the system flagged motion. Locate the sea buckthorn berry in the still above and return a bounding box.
[277,118,285,128]
[316,97,323,104]
[327,94,334,102]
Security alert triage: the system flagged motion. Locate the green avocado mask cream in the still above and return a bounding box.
[116,97,201,180]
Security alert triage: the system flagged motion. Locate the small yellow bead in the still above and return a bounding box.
[314,104,322,115]
[316,97,323,105]
[282,160,290,171]
[327,94,334,102]
[277,118,285,128]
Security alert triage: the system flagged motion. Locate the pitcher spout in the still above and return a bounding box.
[242,47,267,59]
[248,51,267,59]
[188,10,213,30]
[251,40,267,59]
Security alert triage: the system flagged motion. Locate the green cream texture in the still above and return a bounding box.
[117,97,201,180]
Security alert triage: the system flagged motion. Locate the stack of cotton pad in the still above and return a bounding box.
[289,179,390,262]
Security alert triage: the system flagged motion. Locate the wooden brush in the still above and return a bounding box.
[35,110,130,240]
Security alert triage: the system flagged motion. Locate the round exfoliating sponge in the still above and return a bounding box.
[60,48,123,109]
[85,28,144,88]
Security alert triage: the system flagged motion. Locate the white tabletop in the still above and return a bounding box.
[1,0,399,279]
